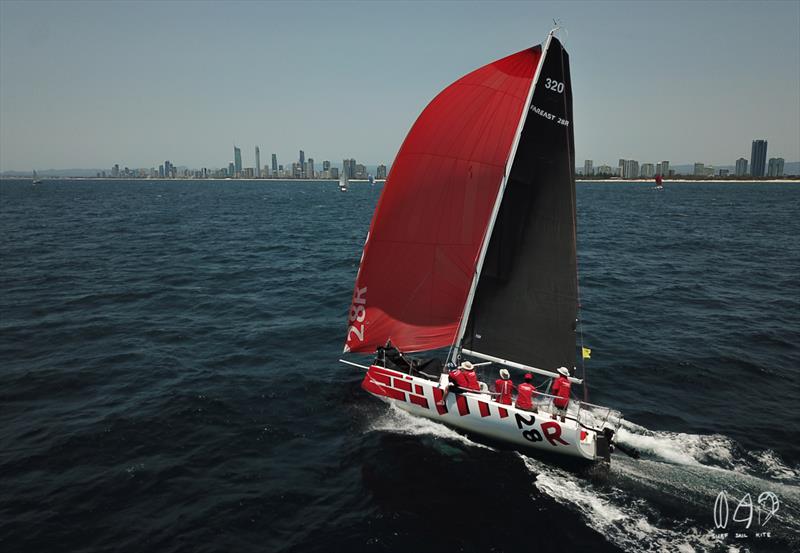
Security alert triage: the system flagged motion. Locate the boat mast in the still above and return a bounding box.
[449,28,559,367]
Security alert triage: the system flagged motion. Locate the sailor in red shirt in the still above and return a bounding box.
[449,363,469,390]
[515,373,538,412]
[494,368,515,405]
[460,361,481,391]
[439,360,477,405]
[551,366,572,422]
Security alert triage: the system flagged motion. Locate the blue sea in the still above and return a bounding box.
[1,179,798,552]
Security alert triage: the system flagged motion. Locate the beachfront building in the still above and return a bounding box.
[618,159,639,179]
[735,157,748,176]
[767,157,784,177]
[234,146,242,175]
[751,139,767,177]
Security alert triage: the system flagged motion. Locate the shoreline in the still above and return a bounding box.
[0,177,386,183]
[1,177,798,184]
[576,178,800,183]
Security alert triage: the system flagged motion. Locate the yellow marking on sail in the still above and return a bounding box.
[582,347,592,359]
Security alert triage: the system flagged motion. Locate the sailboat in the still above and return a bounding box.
[654,174,664,189]
[32,170,42,185]
[341,29,625,463]
[339,170,349,192]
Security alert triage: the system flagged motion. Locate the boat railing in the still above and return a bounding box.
[462,386,623,431]
[569,399,624,432]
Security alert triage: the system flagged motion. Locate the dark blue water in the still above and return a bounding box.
[1,179,798,552]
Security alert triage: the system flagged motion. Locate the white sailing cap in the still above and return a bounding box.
[499,369,510,379]
[459,361,475,371]
[557,367,570,377]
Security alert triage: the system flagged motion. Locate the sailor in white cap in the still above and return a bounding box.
[494,368,515,405]
[438,360,473,405]
[551,367,572,422]
[459,361,480,391]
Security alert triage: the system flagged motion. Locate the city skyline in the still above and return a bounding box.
[77,146,392,180]
[1,1,798,172]
[579,138,792,178]
[15,139,795,179]
[3,127,797,179]
[105,133,800,176]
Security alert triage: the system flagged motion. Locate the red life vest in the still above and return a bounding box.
[463,370,480,391]
[449,369,468,389]
[516,382,536,409]
[553,376,571,408]
[494,379,514,405]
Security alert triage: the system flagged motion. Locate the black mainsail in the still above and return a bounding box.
[462,36,577,373]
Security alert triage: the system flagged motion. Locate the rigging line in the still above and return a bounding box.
[566,50,588,403]
[556,39,587,401]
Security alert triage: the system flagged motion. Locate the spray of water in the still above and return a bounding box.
[367,405,800,551]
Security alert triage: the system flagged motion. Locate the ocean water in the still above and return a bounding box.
[1,179,798,552]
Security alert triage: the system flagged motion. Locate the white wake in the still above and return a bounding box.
[367,403,494,451]
[366,405,799,551]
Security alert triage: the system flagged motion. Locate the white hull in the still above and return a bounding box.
[362,365,607,462]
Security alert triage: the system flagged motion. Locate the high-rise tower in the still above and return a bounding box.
[255,146,261,178]
[750,140,767,177]
[768,157,784,177]
[234,146,242,175]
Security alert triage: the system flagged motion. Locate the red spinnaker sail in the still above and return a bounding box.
[344,47,542,353]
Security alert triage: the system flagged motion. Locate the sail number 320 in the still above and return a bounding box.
[545,78,564,93]
[348,286,367,343]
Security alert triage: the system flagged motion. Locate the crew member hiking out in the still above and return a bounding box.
[494,369,514,405]
[515,373,538,412]
[439,361,475,405]
[461,361,481,391]
[551,367,572,422]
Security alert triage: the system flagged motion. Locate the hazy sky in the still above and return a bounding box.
[1,0,798,171]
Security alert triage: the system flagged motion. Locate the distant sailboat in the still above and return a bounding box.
[32,170,42,185]
[654,174,664,190]
[339,170,349,192]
